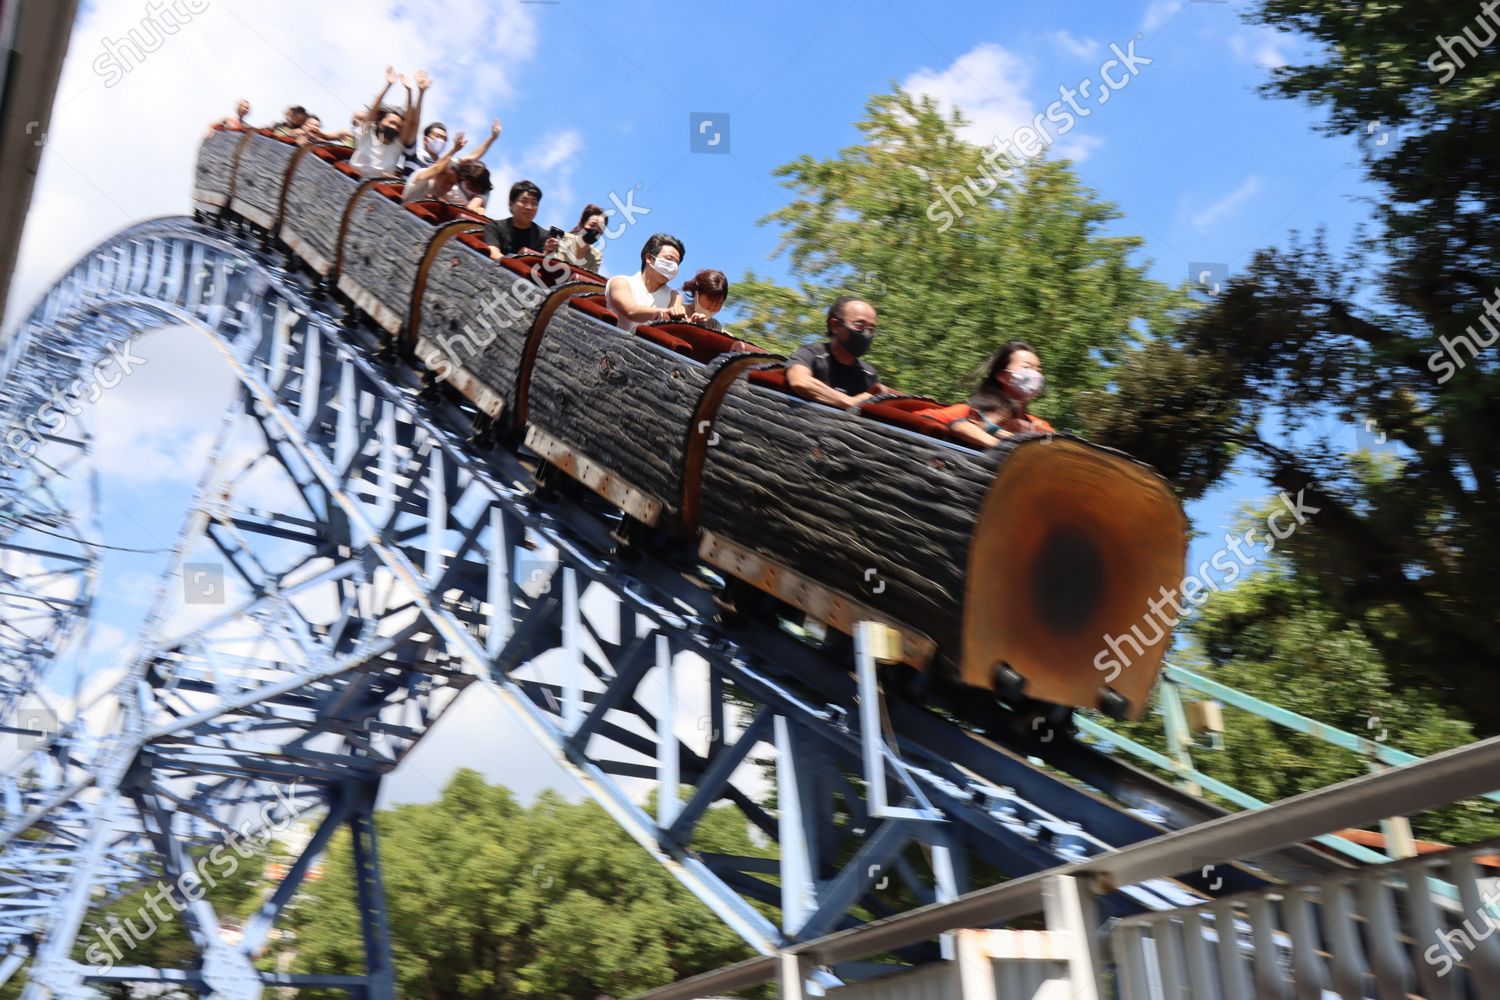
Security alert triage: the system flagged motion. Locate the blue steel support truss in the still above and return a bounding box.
[0,218,1222,996]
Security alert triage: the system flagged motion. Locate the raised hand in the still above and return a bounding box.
[415,69,432,92]
[385,65,399,86]
[451,131,468,152]
[490,118,502,138]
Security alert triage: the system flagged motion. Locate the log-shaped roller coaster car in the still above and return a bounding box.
[192,128,1189,720]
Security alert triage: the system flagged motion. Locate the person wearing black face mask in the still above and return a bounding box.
[549,204,607,274]
[350,66,423,178]
[786,296,889,409]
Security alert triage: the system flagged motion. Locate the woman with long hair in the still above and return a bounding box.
[924,340,1054,448]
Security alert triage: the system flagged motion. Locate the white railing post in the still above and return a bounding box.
[1043,874,1101,1000]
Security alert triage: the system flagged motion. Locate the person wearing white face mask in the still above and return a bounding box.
[412,118,501,172]
[604,233,688,333]
[922,340,1054,448]
[402,132,494,213]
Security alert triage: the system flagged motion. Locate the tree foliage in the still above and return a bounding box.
[733,88,1190,441]
[287,770,766,1000]
[1096,0,1500,732]
[1115,544,1500,846]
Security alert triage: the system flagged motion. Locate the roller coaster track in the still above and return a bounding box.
[0,217,1359,998]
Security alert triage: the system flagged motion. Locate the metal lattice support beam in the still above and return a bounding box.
[0,218,1267,994]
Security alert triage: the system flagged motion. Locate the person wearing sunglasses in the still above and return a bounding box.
[786,296,889,409]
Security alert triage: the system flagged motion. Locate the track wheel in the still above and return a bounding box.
[993,662,1027,704]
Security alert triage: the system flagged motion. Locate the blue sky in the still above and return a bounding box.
[11,0,1382,803]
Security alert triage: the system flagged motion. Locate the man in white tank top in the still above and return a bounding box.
[605,234,688,332]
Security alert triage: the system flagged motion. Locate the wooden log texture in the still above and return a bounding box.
[338,191,444,335]
[702,381,1001,668]
[193,130,241,206]
[280,152,362,276]
[230,136,301,229]
[528,308,710,520]
[420,247,542,411]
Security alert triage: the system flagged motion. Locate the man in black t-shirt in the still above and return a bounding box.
[786,296,888,409]
[482,179,560,259]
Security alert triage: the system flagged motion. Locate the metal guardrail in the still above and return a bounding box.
[1113,836,1500,999]
[629,734,1500,999]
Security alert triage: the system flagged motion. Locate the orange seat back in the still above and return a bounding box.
[569,294,620,327]
[646,323,764,364]
[858,396,950,440]
[748,366,794,395]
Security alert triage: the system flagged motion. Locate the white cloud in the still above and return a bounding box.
[1050,30,1100,59]
[488,127,586,212]
[1142,0,1184,35]
[904,43,1036,148]
[903,43,1107,164]
[1192,175,1262,229]
[1054,134,1107,163]
[6,0,552,331]
[1229,28,1293,71]
[87,326,234,487]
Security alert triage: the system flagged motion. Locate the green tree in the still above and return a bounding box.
[42,841,273,1000]
[1114,543,1499,845]
[1098,0,1500,731]
[288,770,767,1000]
[734,88,1189,441]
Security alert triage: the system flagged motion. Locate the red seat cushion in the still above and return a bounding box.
[569,295,620,327]
[567,296,692,354]
[647,323,748,364]
[748,366,795,394]
[403,201,489,226]
[636,327,693,355]
[497,256,542,282]
[858,396,951,440]
[457,232,492,256]
[511,254,604,286]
